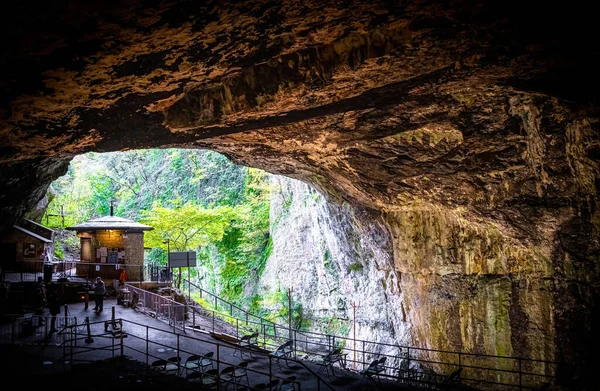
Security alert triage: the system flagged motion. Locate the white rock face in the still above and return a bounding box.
[259,176,556,388]
[259,176,411,357]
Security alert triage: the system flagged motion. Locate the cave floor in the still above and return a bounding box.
[0,297,432,390]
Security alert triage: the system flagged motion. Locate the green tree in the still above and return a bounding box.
[217,168,272,301]
[140,201,236,286]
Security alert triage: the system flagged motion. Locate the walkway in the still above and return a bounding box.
[0,296,429,390]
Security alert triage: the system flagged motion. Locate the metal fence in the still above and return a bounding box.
[1,261,173,285]
[182,279,557,390]
[0,314,329,390]
[121,283,186,333]
[0,312,77,345]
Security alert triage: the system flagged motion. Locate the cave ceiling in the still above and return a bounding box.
[0,0,599,247]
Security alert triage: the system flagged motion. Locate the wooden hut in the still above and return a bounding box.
[65,210,153,285]
[0,219,54,275]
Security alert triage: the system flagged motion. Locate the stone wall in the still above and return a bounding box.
[74,230,146,282]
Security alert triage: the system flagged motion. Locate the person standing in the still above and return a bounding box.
[34,276,47,325]
[47,288,61,333]
[119,268,126,286]
[91,276,106,312]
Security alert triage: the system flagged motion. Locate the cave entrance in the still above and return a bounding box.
[42,147,273,290]
[38,147,327,333]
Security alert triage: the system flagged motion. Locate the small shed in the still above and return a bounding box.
[65,210,153,284]
[0,219,54,273]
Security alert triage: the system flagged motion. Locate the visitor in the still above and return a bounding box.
[119,268,126,285]
[47,288,61,333]
[91,276,106,312]
[34,276,47,324]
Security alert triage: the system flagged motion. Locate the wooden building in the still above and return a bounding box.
[0,219,55,274]
[65,212,153,285]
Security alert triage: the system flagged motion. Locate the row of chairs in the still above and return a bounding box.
[189,367,297,390]
[152,351,298,391]
[151,351,216,377]
[234,333,295,371]
[187,362,250,390]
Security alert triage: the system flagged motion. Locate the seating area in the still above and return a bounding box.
[1,297,492,391]
[268,340,294,370]
[183,351,215,379]
[359,356,387,385]
[234,331,260,358]
[183,356,300,391]
[316,347,347,377]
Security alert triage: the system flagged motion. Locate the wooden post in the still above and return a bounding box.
[288,287,293,341]
[352,301,360,369]
[85,317,94,343]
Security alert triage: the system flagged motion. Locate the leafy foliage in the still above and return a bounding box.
[43,149,248,227]
[44,148,271,307]
[141,201,235,252]
[217,169,272,301]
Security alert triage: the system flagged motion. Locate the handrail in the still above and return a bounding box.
[184,279,280,329]
[124,283,186,333]
[12,315,329,389]
[183,279,559,390]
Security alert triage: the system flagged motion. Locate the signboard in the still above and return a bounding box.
[107,251,118,264]
[168,251,197,268]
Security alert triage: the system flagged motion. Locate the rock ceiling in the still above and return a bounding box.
[0,0,598,249]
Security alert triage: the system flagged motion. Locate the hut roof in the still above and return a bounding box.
[65,216,154,232]
[13,225,53,243]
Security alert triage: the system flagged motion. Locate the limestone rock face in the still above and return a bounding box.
[264,177,555,385]
[0,1,599,387]
[261,176,404,348]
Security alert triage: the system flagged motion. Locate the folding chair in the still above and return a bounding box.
[269,340,294,370]
[150,358,169,373]
[199,351,215,373]
[317,347,346,377]
[201,368,220,390]
[232,361,250,389]
[278,375,297,391]
[183,354,202,377]
[360,356,386,385]
[164,355,181,376]
[234,331,260,358]
[219,365,236,390]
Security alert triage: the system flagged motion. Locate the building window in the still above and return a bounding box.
[24,243,36,257]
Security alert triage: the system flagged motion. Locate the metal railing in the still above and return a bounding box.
[0,312,77,345]
[183,279,279,333]
[122,283,186,333]
[0,311,333,390]
[182,279,558,390]
[1,262,172,284]
[143,264,172,283]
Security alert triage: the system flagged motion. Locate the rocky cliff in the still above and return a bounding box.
[263,176,556,385]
